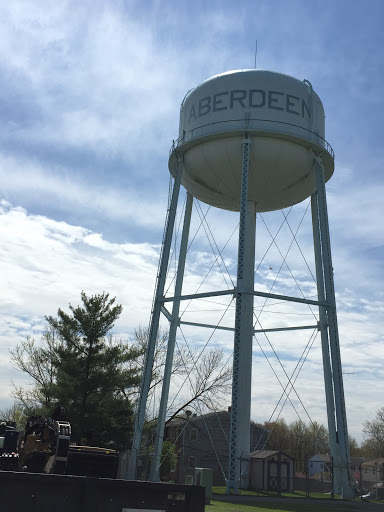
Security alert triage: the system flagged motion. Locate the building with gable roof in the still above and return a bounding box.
[163,409,268,486]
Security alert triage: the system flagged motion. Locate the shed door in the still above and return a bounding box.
[267,461,290,491]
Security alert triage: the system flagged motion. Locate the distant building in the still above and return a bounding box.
[308,454,331,476]
[164,410,268,485]
[308,454,364,476]
[361,458,384,493]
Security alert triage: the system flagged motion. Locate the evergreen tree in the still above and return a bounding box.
[45,291,142,449]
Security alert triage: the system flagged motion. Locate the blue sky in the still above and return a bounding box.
[0,0,383,444]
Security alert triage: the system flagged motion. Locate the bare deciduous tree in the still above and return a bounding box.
[132,326,232,423]
[0,403,26,430]
[133,326,190,392]
[10,327,61,414]
[362,407,384,458]
[363,407,384,445]
[165,347,232,423]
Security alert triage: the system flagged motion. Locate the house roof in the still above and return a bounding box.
[362,458,384,467]
[251,450,293,460]
[166,410,266,428]
[166,410,231,426]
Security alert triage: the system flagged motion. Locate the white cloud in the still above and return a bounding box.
[0,202,159,321]
[0,153,167,231]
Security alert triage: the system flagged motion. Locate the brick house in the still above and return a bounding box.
[164,410,268,485]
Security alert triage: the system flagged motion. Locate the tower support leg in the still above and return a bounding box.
[313,155,353,498]
[311,190,341,494]
[127,159,183,480]
[150,192,193,481]
[226,137,256,494]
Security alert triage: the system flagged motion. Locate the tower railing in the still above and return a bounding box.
[170,118,334,160]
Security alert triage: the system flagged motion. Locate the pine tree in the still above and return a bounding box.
[45,291,142,449]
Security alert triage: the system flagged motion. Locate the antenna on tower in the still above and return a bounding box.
[254,40,258,68]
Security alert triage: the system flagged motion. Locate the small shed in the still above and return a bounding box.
[249,450,294,492]
[308,454,332,476]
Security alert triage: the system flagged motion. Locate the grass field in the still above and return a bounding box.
[212,487,338,500]
[206,500,371,512]
[206,487,379,511]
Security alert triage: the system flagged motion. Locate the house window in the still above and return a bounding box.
[310,463,313,468]
[188,456,196,468]
[173,427,182,441]
[320,463,324,470]
[190,429,198,441]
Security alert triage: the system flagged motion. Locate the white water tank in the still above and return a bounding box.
[169,70,334,212]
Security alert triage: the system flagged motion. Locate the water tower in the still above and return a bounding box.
[128,70,353,497]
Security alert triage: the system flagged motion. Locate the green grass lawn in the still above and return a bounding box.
[207,487,377,511]
[206,500,365,512]
[212,486,338,500]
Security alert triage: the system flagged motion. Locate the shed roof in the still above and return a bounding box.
[251,450,293,460]
[362,458,384,467]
